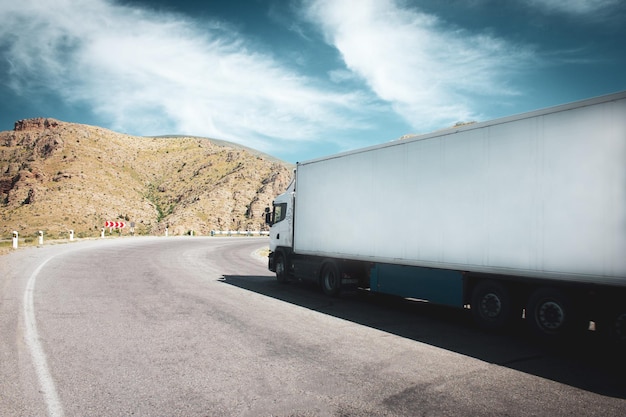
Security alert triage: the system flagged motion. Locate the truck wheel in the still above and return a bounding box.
[609,311,626,345]
[321,262,341,297]
[526,288,581,338]
[471,280,512,331]
[275,252,289,283]
[598,309,626,346]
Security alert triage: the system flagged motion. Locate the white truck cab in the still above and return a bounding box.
[268,180,294,252]
[266,179,295,279]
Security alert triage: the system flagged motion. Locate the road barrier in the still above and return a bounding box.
[2,229,268,251]
[210,230,269,236]
[4,230,81,251]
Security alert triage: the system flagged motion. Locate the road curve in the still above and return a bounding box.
[0,237,624,416]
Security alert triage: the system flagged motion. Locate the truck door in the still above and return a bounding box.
[270,198,293,251]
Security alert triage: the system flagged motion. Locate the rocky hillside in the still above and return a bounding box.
[0,118,293,238]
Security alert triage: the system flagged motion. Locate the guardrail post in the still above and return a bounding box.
[12,231,18,249]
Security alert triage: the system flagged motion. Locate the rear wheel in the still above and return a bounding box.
[471,280,512,331]
[609,311,626,345]
[321,262,341,297]
[598,308,626,346]
[526,288,583,338]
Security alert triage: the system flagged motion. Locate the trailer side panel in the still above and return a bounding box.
[293,93,626,286]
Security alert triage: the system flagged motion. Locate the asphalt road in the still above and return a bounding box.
[0,237,624,416]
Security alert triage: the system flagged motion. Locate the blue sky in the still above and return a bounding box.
[1,0,624,163]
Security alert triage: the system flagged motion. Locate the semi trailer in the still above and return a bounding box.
[266,91,626,341]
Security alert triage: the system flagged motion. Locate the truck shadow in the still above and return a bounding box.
[219,274,626,399]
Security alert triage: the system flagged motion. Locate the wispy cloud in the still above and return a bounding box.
[0,0,374,154]
[303,0,538,130]
[524,0,621,15]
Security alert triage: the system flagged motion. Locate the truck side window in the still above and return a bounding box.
[273,203,287,224]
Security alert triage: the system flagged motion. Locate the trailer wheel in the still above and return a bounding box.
[599,309,626,346]
[471,280,512,331]
[275,252,289,283]
[321,262,341,297]
[607,311,626,345]
[526,288,581,338]
[610,312,626,345]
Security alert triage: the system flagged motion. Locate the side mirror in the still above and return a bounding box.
[264,207,273,225]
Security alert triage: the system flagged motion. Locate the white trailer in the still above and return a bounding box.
[267,91,626,341]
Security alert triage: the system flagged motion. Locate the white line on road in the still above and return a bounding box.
[23,256,65,417]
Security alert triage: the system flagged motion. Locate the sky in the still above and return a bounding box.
[0,0,624,163]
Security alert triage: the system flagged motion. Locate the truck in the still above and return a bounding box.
[266,91,626,342]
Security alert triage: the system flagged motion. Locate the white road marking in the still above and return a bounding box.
[23,256,65,417]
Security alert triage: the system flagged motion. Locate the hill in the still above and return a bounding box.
[0,118,293,239]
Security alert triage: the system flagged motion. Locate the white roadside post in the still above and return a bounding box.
[38,231,44,247]
[69,230,74,241]
[12,231,18,249]
[100,227,105,238]
[165,227,169,237]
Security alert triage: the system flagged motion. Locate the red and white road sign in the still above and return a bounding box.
[105,221,126,228]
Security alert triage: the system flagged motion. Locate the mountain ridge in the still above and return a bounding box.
[0,118,292,238]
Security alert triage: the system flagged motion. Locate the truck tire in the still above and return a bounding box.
[526,288,583,338]
[608,311,626,345]
[598,309,626,346]
[471,280,512,331]
[321,262,341,297]
[275,252,289,283]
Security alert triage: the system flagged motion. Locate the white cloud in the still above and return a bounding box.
[524,0,620,15]
[0,0,374,154]
[303,0,537,130]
